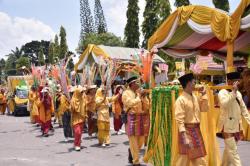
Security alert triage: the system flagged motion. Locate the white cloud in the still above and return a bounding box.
[0,12,55,58]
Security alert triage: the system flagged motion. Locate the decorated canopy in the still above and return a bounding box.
[148,0,250,72]
[74,44,165,71]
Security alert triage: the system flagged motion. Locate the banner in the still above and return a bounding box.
[155,72,168,84]
[159,63,168,72]
[59,59,69,98]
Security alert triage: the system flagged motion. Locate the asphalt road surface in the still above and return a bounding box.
[0,115,250,166]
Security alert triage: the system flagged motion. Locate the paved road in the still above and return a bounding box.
[0,115,146,166]
[0,115,250,166]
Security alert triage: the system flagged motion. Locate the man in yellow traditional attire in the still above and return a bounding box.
[122,76,145,166]
[28,86,37,123]
[70,86,86,151]
[95,86,120,147]
[0,89,7,115]
[218,71,250,166]
[175,73,208,166]
[86,85,97,137]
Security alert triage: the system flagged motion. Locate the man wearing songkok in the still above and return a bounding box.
[175,73,208,165]
[122,76,145,166]
[218,71,250,166]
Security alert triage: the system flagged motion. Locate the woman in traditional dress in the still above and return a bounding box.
[86,85,97,137]
[28,86,37,123]
[0,89,7,115]
[112,85,124,135]
[70,86,86,151]
[37,87,54,137]
[56,88,73,142]
[95,86,120,147]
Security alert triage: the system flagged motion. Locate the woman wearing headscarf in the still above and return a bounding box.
[28,86,37,123]
[0,89,7,115]
[56,88,73,142]
[112,85,124,135]
[32,86,43,127]
[54,84,63,127]
[86,85,97,137]
[37,87,54,137]
[95,86,120,147]
[70,86,86,151]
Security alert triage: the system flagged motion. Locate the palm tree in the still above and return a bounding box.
[9,47,23,59]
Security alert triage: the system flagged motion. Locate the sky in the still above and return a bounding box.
[0,0,241,59]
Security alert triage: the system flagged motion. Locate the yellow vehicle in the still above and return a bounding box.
[7,75,33,116]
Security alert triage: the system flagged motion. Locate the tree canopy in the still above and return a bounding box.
[124,0,140,48]
[94,0,107,34]
[213,0,229,12]
[174,0,190,7]
[79,32,124,51]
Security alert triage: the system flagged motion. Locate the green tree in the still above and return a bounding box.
[78,32,124,51]
[54,35,60,60]
[5,54,16,75]
[59,26,68,59]
[158,0,171,23]
[94,0,107,34]
[48,41,55,64]
[212,0,229,12]
[124,0,140,48]
[174,0,190,7]
[38,47,45,66]
[142,0,159,47]
[0,59,6,84]
[142,0,171,47]
[80,0,94,38]
[21,40,50,65]
[16,57,30,69]
[9,47,23,59]
[243,5,250,17]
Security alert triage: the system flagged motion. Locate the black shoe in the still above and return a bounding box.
[128,148,133,163]
[43,133,49,137]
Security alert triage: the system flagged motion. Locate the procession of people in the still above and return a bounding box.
[1,66,250,166]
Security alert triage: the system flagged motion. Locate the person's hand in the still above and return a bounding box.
[136,89,142,98]
[182,132,193,148]
[199,87,206,96]
[233,81,239,93]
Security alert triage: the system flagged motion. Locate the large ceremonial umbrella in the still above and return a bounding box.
[148,0,250,72]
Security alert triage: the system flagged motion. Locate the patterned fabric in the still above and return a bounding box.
[126,113,145,136]
[143,114,150,136]
[178,124,207,159]
[222,131,244,142]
